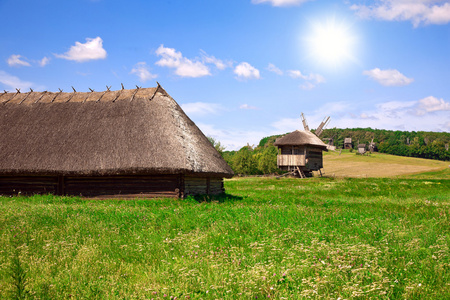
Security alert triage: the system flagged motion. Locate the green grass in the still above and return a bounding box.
[1,176,449,299]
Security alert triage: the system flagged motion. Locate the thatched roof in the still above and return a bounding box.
[0,86,233,177]
[344,138,352,144]
[274,130,328,149]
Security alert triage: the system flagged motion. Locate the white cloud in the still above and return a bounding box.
[181,102,222,116]
[0,70,34,90]
[240,104,259,110]
[200,50,230,70]
[155,45,210,78]
[234,62,260,80]
[288,69,325,89]
[267,63,283,75]
[415,96,450,115]
[363,68,414,86]
[55,37,107,62]
[7,55,30,67]
[300,82,316,90]
[196,122,273,151]
[271,117,301,132]
[317,96,450,132]
[252,0,311,7]
[38,57,50,67]
[288,70,325,82]
[350,0,450,27]
[130,62,157,82]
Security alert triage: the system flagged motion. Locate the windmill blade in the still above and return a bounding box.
[315,116,330,137]
[301,112,310,131]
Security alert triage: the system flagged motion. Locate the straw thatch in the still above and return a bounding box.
[274,130,328,149]
[0,86,233,178]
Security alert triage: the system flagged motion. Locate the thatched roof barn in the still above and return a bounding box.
[0,85,233,198]
[274,130,327,178]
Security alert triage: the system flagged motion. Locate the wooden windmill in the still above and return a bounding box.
[274,113,330,178]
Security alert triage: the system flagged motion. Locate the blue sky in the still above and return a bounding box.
[1,0,449,150]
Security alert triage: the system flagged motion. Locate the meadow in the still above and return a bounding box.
[1,173,449,299]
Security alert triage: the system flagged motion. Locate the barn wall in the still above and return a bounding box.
[1,174,226,198]
[184,176,224,196]
[65,175,180,198]
[0,175,181,198]
[0,176,58,196]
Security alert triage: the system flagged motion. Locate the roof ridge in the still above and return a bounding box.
[1,86,161,105]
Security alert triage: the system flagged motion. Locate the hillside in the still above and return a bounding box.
[222,128,450,176]
[318,150,450,178]
[259,128,450,161]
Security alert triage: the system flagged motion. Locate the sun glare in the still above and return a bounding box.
[306,18,357,68]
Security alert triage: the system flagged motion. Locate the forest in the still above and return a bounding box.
[211,128,450,176]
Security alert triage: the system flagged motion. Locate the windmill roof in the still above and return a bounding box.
[273,130,328,149]
[0,86,233,177]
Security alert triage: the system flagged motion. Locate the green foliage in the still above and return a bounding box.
[319,127,450,161]
[215,128,449,176]
[0,177,449,299]
[232,145,258,175]
[207,136,226,156]
[257,145,279,174]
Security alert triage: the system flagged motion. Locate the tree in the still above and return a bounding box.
[207,136,226,156]
[233,146,257,175]
[257,145,279,174]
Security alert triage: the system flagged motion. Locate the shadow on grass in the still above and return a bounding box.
[187,193,244,203]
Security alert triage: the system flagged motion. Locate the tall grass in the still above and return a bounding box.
[0,177,449,299]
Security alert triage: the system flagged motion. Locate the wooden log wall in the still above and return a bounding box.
[0,174,225,198]
[305,149,323,170]
[0,176,58,196]
[0,175,181,198]
[65,175,180,198]
[184,176,224,196]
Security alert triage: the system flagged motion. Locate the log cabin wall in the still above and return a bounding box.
[64,175,181,199]
[0,175,181,198]
[0,174,225,198]
[0,175,58,196]
[184,176,224,196]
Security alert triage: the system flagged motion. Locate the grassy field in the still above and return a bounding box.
[1,171,449,299]
[318,150,450,178]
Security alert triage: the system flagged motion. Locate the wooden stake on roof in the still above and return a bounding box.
[6,88,21,105]
[51,88,64,103]
[19,90,33,104]
[34,91,47,104]
[67,87,77,102]
[113,87,123,103]
[130,86,141,102]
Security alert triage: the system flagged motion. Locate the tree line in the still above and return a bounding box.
[320,128,450,161]
[209,128,450,175]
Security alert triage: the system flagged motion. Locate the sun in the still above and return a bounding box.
[305,18,357,68]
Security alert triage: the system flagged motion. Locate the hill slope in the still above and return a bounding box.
[318,150,450,178]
